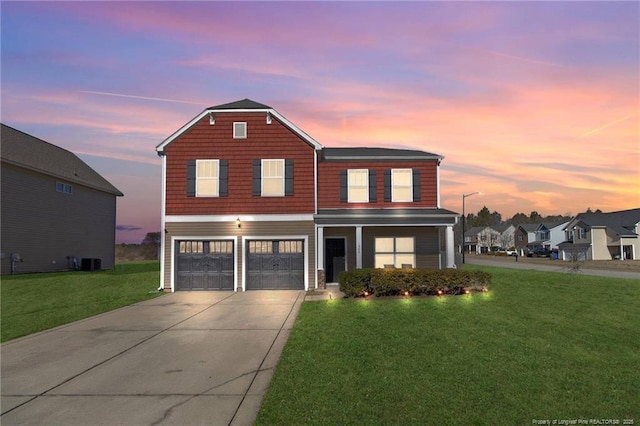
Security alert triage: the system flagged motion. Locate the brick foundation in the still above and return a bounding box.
[317,269,326,290]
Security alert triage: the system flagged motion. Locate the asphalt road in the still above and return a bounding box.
[464,256,639,280]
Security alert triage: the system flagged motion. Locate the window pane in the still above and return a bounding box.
[349,187,368,202]
[375,254,395,269]
[349,170,367,185]
[393,187,412,203]
[396,237,414,253]
[197,179,218,196]
[197,160,218,178]
[393,169,412,185]
[375,238,394,253]
[395,254,415,268]
[263,178,284,196]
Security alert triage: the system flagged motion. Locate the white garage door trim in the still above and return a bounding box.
[170,236,239,291]
[241,235,309,291]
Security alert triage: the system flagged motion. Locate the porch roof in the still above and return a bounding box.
[315,208,458,226]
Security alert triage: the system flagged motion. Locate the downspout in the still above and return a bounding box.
[158,151,166,291]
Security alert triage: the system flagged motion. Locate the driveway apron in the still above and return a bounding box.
[1,290,305,425]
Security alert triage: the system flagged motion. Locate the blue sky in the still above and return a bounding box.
[2,1,638,243]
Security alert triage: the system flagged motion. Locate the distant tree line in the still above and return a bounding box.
[462,207,603,229]
[116,232,161,261]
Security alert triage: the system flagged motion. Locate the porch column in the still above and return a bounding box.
[356,226,363,269]
[620,241,625,260]
[445,225,455,268]
[317,226,324,270]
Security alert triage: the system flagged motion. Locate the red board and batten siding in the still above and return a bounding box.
[317,161,439,209]
[164,113,316,215]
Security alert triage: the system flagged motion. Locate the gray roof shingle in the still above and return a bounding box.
[576,208,640,236]
[321,147,442,161]
[208,98,271,110]
[1,124,123,196]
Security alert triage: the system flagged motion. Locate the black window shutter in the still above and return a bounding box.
[187,160,196,197]
[285,159,294,196]
[339,170,348,203]
[383,169,391,202]
[412,169,421,202]
[368,170,377,202]
[252,160,261,196]
[219,160,228,197]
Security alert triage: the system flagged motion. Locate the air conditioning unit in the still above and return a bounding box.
[81,258,102,271]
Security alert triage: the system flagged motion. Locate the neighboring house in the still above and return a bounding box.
[559,208,640,261]
[515,220,570,254]
[463,226,501,254]
[1,124,123,274]
[156,99,459,291]
[515,223,537,254]
[494,223,516,250]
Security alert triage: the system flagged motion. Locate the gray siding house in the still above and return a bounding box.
[1,124,123,274]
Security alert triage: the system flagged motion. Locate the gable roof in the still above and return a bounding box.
[569,208,640,236]
[1,124,123,196]
[321,147,443,161]
[156,98,323,152]
[208,98,271,110]
[518,223,540,232]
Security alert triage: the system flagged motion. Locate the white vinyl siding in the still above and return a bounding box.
[348,169,369,203]
[374,237,415,268]
[196,160,219,197]
[392,169,413,202]
[262,159,284,196]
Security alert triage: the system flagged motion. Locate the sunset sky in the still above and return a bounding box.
[2,1,638,243]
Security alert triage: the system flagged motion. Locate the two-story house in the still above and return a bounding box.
[463,226,502,254]
[559,208,640,261]
[515,220,569,255]
[156,99,458,291]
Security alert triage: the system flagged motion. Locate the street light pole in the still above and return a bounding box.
[462,191,480,264]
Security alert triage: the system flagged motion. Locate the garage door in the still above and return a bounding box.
[176,240,234,291]
[246,240,304,290]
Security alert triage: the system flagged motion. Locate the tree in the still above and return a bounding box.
[509,212,529,225]
[529,211,542,223]
[141,232,161,246]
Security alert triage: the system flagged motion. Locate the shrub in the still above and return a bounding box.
[338,269,372,297]
[338,268,491,298]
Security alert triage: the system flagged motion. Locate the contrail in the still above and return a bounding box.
[80,90,202,105]
[579,113,636,138]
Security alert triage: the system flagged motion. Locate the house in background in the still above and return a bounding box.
[463,226,502,254]
[156,99,458,291]
[1,124,123,274]
[514,220,570,255]
[494,223,516,250]
[559,208,640,261]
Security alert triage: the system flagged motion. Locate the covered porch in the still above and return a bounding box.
[314,208,458,287]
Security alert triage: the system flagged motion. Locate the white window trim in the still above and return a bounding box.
[391,168,413,202]
[348,169,369,203]
[195,159,219,197]
[261,159,285,197]
[233,122,247,139]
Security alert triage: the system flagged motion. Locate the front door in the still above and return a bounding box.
[325,238,346,283]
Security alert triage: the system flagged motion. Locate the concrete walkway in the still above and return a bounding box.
[465,256,640,280]
[1,290,305,426]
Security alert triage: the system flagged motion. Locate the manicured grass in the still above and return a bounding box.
[1,261,164,342]
[257,266,640,425]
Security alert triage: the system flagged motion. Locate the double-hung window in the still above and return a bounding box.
[262,159,284,197]
[196,160,219,197]
[391,169,413,202]
[348,169,369,203]
[374,237,415,268]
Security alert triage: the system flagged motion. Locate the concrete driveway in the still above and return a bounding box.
[1,290,305,425]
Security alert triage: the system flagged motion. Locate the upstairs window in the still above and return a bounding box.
[186,159,228,197]
[262,159,284,196]
[56,181,73,194]
[233,122,247,139]
[196,160,219,197]
[348,169,369,203]
[391,169,413,202]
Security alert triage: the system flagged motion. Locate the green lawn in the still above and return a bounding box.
[257,266,640,425]
[1,261,164,342]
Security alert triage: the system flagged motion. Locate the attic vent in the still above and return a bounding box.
[233,122,247,139]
